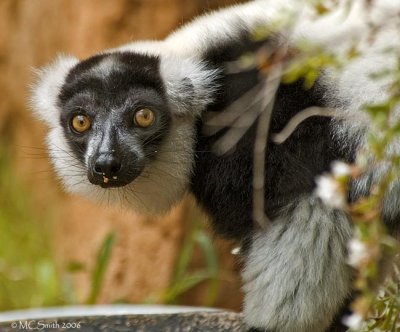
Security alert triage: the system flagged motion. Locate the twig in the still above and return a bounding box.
[203,68,287,138]
[252,62,283,230]
[203,82,265,137]
[272,107,338,144]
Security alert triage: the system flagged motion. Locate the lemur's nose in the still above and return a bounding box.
[94,154,122,178]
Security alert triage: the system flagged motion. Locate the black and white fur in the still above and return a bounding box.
[31,0,400,331]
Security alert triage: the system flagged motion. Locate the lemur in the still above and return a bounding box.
[31,0,400,331]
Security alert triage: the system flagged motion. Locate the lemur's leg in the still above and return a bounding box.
[242,197,353,332]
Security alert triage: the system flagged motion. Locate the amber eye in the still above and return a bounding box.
[134,108,155,128]
[71,114,91,133]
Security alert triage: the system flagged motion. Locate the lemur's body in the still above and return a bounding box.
[32,1,400,331]
[186,10,354,332]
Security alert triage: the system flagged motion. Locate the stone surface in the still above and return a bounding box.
[0,312,246,332]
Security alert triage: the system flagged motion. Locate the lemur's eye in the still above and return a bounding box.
[71,114,91,133]
[134,108,155,128]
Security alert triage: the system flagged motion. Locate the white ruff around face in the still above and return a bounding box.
[32,34,218,215]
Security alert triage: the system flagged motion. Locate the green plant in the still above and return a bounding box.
[0,140,68,310]
[86,232,116,305]
[147,218,221,307]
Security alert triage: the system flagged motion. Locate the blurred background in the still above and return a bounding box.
[0,0,245,313]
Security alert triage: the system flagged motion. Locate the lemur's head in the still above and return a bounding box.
[31,43,217,214]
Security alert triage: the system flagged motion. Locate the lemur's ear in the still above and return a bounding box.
[160,55,219,116]
[31,55,79,127]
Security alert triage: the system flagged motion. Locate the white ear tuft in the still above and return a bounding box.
[160,55,220,116]
[30,55,79,127]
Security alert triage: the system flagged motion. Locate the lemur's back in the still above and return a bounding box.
[190,30,352,239]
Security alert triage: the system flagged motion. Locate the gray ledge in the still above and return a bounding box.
[0,306,245,331]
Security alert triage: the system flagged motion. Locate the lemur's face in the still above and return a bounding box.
[31,47,217,214]
[59,53,171,189]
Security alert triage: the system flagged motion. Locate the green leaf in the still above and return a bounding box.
[195,230,220,305]
[67,261,85,273]
[172,223,197,283]
[86,232,116,304]
[163,271,215,303]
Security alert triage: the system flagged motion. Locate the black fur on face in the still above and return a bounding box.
[57,52,171,188]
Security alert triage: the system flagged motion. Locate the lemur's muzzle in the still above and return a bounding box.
[88,152,142,188]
